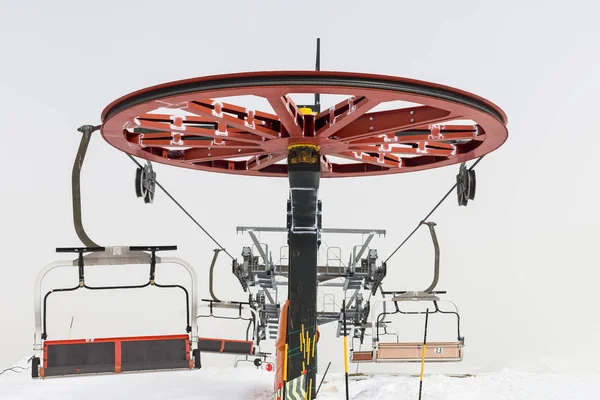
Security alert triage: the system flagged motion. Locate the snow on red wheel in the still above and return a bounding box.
[100,71,508,178]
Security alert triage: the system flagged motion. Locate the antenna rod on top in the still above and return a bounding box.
[315,38,321,71]
[315,38,321,112]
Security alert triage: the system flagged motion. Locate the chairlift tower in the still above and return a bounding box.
[97,39,508,398]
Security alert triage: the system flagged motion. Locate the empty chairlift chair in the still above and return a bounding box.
[350,221,464,363]
[350,291,464,363]
[32,246,200,378]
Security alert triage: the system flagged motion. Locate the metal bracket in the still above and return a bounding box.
[237,226,386,236]
[351,233,375,271]
[247,231,271,269]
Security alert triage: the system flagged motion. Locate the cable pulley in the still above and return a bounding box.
[135,161,156,204]
[456,163,476,206]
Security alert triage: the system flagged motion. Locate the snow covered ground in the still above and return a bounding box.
[1,357,599,399]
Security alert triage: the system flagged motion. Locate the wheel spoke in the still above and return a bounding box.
[320,155,334,174]
[350,124,479,145]
[315,96,380,138]
[247,153,287,171]
[335,151,402,168]
[186,101,280,140]
[126,130,173,142]
[182,147,268,162]
[139,138,261,149]
[194,100,280,124]
[347,143,455,157]
[134,118,264,144]
[137,112,277,132]
[400,155,451,168]
[337,106,458,142]
[324,162,388,175]
[266,94,304,137]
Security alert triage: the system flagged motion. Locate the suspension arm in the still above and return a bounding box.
[422,221,440,293]
[209,249,222,302]
[72,125,101,247]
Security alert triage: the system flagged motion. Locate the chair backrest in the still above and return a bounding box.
[376,341,462,362]
[197,337,254,355]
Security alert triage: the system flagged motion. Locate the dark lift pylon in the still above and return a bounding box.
[286,143,321,398]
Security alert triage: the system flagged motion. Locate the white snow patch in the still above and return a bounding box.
[1,358,599,400]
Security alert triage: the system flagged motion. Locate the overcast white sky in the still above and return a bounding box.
[1,0,599,376]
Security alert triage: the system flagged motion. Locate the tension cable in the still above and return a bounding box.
[384,156,484,264]
[127,154,235,261]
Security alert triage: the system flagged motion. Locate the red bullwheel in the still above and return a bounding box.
[100,71,508,178]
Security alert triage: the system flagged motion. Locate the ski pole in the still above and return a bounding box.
[343,299,349,400]
[418,309,430,400]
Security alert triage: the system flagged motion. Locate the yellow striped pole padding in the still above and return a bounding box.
[304,331,309,360]
[306,331,309,352]
[343,336,349,374]
[283,343,288,382]
[285,374,306,400]
[420,344,427,380]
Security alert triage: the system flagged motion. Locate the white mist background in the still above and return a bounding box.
[1,0,599,376]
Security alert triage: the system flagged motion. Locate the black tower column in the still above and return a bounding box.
[286,144,320,398]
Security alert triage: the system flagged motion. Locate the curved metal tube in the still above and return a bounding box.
[153,283,192,332]
[245,319,254,341]
[161,257,198,346]
[433,300,463,341]
[42,285,80,339]
[34,261,74,354]
[371,297,462,344]
[391,300,462,341]
[72,125,101,247]
[197,303,259,345]
[208,249,221,302]
[42,279,193,340]
[375,308,399,343]
[422,222,440,293]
